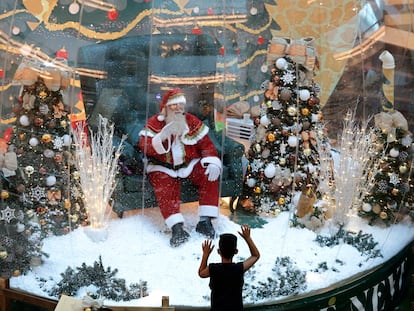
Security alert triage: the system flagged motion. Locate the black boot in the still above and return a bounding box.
[170,223,190,247]
[196,218,215,239]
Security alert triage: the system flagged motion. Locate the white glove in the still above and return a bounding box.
[160,121,185,140]
[205,163,221,181]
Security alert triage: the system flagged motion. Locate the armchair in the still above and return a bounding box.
[77,34,245,217]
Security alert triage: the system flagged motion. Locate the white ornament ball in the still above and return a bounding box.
[362,203,372,212]
[12,26,20,35]
[260,115,270,127]
[246,178,256,188]
[401,135,413,147]
[19,115,30,126]
[275,58,288,70]
[389,148,399,158]
[311,113,319,123]
[264,163,276,178]
[29,137,39,147]
[287,135,298,147]
[63,134,71,146]
[299,89,311,101]
[16,223,25,233]
[46,175,56,187]
[46,175,57,186]
[69,2,80,14]
[43,149,55,158]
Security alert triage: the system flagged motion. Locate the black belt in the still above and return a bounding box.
[148,157,189,170]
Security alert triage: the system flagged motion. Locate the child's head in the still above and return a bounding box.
[218,233,238,259]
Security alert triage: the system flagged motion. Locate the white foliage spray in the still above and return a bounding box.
[72,115,126,242]
[331,109,381,227]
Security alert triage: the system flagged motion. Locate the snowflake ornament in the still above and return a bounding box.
[281,71,296,85]
[1,206,16,223]
[389,173,400,186]
[377,181,389,193]
[31,185,47,202]
[251,159,264,172]
[53,136,64,149]
[259,197,273,213]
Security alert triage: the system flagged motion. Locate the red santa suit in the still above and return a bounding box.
[139,108,222,229]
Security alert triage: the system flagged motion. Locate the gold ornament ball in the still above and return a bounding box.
[372,204,382,214]
[73,171,80,180]
[1,190,9,199]
[287,106,297,116]
[399,164,408,173]
[64,199,71,210]
[380,211,388,219]
[278,197,286,205]
[391,188,399,196]
[328,297,337,306]
[41,133,52,143]
[303,148,312,156]
[254,186,261,194]
[0,251,7,259]
[267,133,276,142]
[301,107,310,116]
[60,120,67,128]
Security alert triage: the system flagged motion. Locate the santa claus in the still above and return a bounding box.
[139,88,222,247]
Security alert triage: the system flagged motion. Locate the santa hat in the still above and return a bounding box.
[157,88,186,121]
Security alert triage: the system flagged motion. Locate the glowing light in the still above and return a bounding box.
[73,115,125,242]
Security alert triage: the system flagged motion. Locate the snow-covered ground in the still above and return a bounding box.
[9,202,414,308]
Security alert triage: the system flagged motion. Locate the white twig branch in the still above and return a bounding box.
[72,115,126,230]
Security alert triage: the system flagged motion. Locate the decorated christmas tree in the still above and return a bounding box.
[240,37,333,221]
[0,58,88,276]
[359,51,414,225]
[8,60,88,237]
[0,194,45,277]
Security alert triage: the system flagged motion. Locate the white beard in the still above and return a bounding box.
[165,111,186,136]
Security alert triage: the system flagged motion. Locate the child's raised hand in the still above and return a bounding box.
[238,224,251,240]
[202,239,214,256]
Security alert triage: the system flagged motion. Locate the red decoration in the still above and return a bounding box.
[207,8,214,15]
[0,69,4,79]
[235,48,241,55]
[219,46,225,55]
[191,26,202,35]
[3,128,12,143]
[107,9,119,21]
[56,48,68,60]
[308,95,320,106]
[257,36,265,45]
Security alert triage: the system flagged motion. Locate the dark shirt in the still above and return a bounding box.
[209,262,244,311]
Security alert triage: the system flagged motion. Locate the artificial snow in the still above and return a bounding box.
[9,203,414,308]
